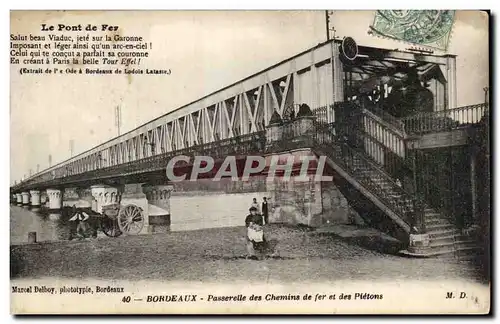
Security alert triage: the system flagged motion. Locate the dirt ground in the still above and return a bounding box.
[10,224,486,284]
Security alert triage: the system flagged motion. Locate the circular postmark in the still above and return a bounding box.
[376,10,455,46]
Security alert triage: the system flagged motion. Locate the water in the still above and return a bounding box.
[10,204,73,245]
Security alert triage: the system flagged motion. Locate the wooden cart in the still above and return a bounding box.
[99,203,145,237]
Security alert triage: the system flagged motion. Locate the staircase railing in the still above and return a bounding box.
[309,122,423,232]
[309,102,490,234]
[334,102,412,182]
[363,105,406,133]
[400,103,489,135]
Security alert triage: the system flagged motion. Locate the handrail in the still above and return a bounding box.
[310,122,421,229]
[363,105,406,134]
[399,103,488,135]
[335,102,410,181]
[360,110,407,158]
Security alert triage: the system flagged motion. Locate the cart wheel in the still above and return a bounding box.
[101,217,123,237]
[117,204,144,235]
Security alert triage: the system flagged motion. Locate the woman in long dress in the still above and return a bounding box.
[245,206,265,259]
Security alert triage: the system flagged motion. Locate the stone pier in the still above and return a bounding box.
[46,189,62,210]
[266,168,359,228]
[143,184,173,232]
[267,173,323,226]
[263,108,359,228]
[90,185,120,214]
[15,193,22,205]
[29,190,41,207]
[21,192,30,205]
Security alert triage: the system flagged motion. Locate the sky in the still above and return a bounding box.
[10,10,489,185]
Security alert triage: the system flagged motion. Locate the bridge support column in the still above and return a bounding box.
[46,189,62,210]
[21,192,30,205]
[265,149,357,228]
[142,184,173,233]
[15,193,23,205]
[90,185,119,214]
[267,174,323,227]
[29,190,41,206]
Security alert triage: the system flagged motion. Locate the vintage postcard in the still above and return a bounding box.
[9,10,491,314]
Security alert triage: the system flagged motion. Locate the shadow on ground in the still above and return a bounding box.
[312,223,408,255]
[313,230,406,255]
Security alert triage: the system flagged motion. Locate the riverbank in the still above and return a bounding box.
[10,224,486,284]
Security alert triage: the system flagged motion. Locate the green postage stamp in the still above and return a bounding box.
[369,10,456,50]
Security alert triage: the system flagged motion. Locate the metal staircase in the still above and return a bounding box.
[309,102,486,258]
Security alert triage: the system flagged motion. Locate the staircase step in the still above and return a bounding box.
[426,223,456,231]
[454,239,479,250]
[325,145,481,261]
[427,228,460,239]
[418,241,475,257]
[425,218,451,226]
[363,174,389,182]
[359,177,402,194]
[328,146,470,257]
[426,246,457,256]
[401,246,457,258]
[427,239,455,248]
[364,177,388,183]
[422,245,484,259]
[429,235,456,245]
[424,212,444,219]
[369,178,392,186]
